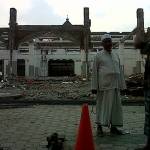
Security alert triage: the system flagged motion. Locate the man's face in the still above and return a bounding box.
[102,38,112,52]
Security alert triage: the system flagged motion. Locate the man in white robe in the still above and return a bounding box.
[91,34,126,135]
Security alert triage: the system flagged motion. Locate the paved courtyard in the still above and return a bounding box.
[0,105,146,150]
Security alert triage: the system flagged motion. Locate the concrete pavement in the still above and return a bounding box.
[0,105,146,150]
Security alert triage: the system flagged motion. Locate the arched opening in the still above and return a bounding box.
[48,59,74,77]
[17,59,25,76]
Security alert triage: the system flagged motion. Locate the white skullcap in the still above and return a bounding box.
[101,34,112,41]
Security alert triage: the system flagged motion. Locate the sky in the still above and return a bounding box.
[0,0,150,32]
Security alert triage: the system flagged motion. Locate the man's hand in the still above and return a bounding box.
[91,89,97,94]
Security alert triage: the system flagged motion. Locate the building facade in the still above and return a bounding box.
[0,31,145,79]
[0,8,145,79]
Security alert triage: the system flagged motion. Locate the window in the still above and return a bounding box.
[124,43,134,47]
[111,35,123,38]
[20,43,29,46]
[19,48,29,53]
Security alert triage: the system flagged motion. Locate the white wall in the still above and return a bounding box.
[118,49,145,76]
[0,46,145,78]
[75,61,82,75]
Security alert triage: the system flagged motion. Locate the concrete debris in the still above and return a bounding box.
[47,133,65,150]
[126,73,144,96]
[0,74,146,100]
[0,76,91,100]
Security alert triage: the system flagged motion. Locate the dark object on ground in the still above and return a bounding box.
[47,133,65,150]
[125,73,144,96]
[0,146,11,150]
[120,89,128,95]
[91,89,97,94]
[110,127,124,135]
[96,124,104,137]
[135,145,150,150]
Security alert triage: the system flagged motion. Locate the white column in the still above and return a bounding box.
[25,59,29,77]
[28,42,35,78]
[119,42,125,75]
[80,49,86,77]
[118,42,124,66]
[4,60,8,78]
[75,61,81,75]
[41,50,48,77]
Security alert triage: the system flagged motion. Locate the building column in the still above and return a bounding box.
[3,60,7,78]
[136,8,144,41]
[40,50,48,78]
[81,49,86,77]
[118,42,124,65]
[119,42,125,74]
[25,59,29,77]
[8,8,17,77]
[83,7,91,79]
[28,42,35,78]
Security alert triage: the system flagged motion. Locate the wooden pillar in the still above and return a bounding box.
[8,8,17,77]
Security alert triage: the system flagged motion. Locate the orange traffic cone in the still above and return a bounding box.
[75,104,95,150]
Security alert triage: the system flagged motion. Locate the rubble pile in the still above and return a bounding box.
[25,79,91,100]
[0,74,146,100]
[0,76,91,100]
[126,73,144,96]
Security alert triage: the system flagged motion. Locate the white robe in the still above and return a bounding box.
[91,50,126,127]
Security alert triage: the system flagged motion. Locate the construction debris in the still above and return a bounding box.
[0,76,91,100]
[125,73,144,96]
[47,133,65,150]
[24,79,90,100]
[0,74,146,100]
